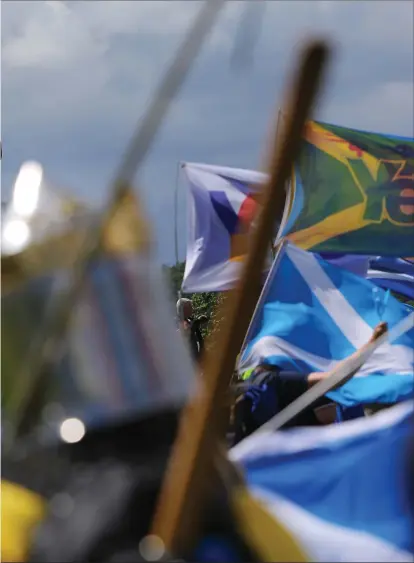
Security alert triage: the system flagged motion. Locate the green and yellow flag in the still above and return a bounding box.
[282,120,414,256]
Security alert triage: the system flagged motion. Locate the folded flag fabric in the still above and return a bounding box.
[281,120,414,257]
[371,256,414,277]
[367,269,414,301]
[319,253,414,301]
[2,254,195,430]
[318,252,370,277]
[239,241,414,407]
[230,401,414,562]
[180,162,269,293]
[368,257,414,300]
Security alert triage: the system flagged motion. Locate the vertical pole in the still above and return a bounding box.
[270,107,283,259]
[174,162,185,325]
[151,41,330,555]
[174,161,182,267]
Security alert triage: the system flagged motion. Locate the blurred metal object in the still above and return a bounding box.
[1,161,87,258]
[1,161,43,256]
[2,251,195,447]
[3,0,226,449]
[1,162,93,295]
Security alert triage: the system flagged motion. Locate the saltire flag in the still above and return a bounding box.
[318,252,370,277]
[230,401,414,562]
[181,162,268,293]
[281,120,414,256]
[239,241,414,407]
[319,253,414,301]
[371,256,414,276]
[368,256,414,301]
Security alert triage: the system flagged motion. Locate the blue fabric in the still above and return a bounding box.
[370,278,414,300]
[319,253,414,300]
[243,381,279,428]
[194,536,243,562]
[368,257,414,300]
[240,243,414,407]
[234,402,414,554]
[370,257,414,277]
[335,404,365,422]
[238,370,311,431]
[319,252,370,277]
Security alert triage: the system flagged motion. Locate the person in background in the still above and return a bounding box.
[232,364,337,444]
[176,297,205,363]
[232,323,388,444]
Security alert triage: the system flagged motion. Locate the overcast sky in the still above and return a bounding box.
[2,0,413,264]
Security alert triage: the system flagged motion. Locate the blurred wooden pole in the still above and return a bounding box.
[150,39,331,557]
[269,107,282,258]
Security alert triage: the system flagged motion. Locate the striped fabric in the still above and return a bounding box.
[66,254,195,427]
[368,257,414,300]
[231,401,414,562]
[2,253,194,431]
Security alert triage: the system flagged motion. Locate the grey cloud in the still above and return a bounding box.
[2,0,413,264]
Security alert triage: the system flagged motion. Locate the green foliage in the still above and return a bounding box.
[164,262,224,338]
[164,266,414,341]
[192,292,225,339]
[163,261,186,300]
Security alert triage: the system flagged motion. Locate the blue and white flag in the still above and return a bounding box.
[371,256,414,277]
[318,252,371,278]
[367,269,414,301]
[240,241,414,406]
[319,253,414,301]
[367,257,414,301]
[230,401,414,562]
[181,163,267,293]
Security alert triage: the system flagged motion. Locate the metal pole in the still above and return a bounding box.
[174,162,182,267]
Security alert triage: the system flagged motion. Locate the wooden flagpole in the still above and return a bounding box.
[150,39,331,557]
[271,107,284,257]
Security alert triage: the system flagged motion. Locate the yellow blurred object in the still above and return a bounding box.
[1,480,46,562]
[61,197,86,216]
[102,186,151,256]
[231,486,308,562]
[1,185,149,295]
